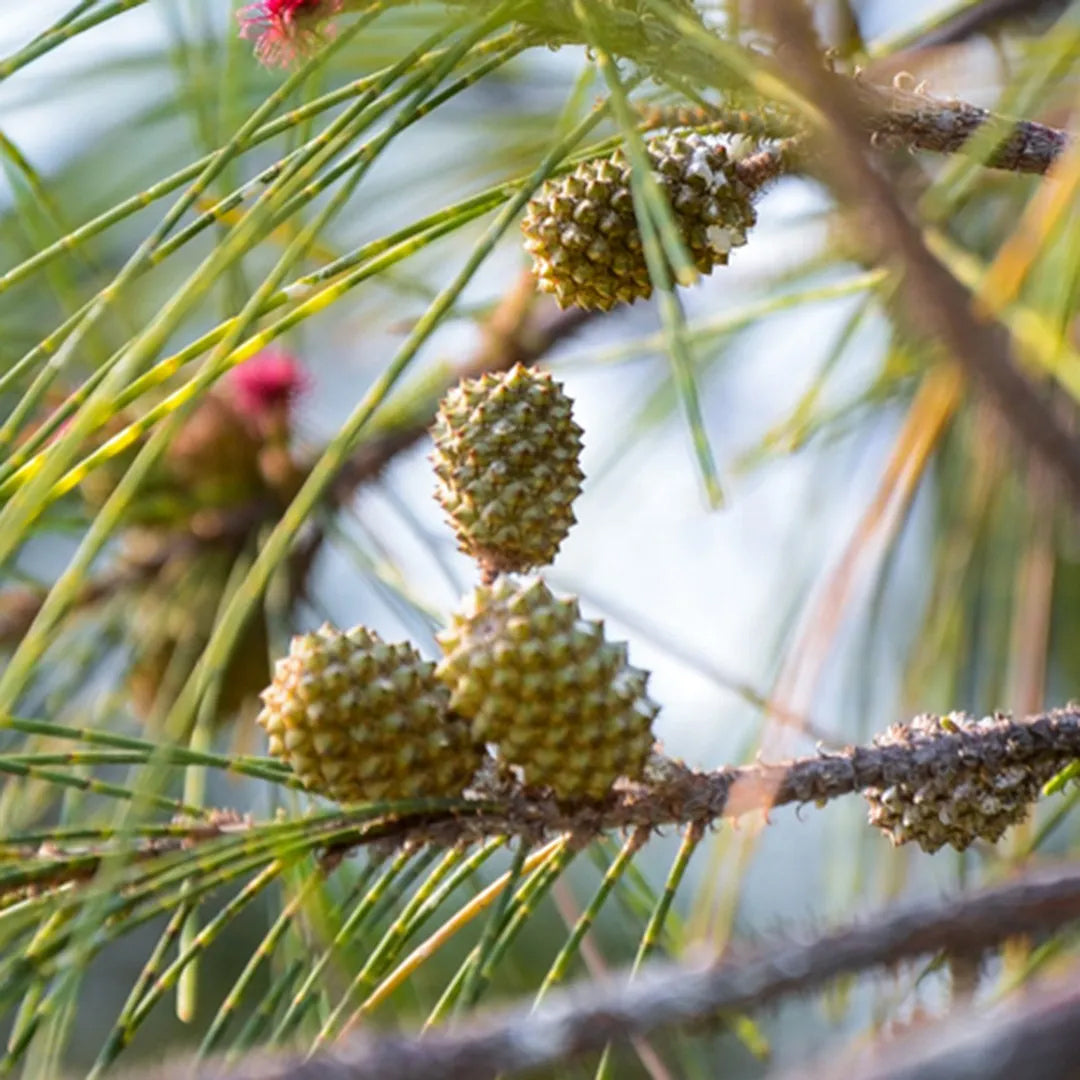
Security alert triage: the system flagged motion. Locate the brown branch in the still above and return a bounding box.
[849,78,1071,175]
[752,1,1080,513]
[640,79,1072,177]
[343,707,1080,851]
[19,708,1080,894]
[148,862,1080,1080]
[527,3,1073,175]
[787,970,1080,1080]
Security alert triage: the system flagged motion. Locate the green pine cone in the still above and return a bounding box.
[521,131,756,310]
[257,624,481,803]
[436,577,658,801]
[431,364,585,576]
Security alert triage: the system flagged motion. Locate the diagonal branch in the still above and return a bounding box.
[786,974,1080,1080]
[752,1,1080,512]
[526,2,1074,175]
[848,77,1071,175]
[152,862,1080,1079]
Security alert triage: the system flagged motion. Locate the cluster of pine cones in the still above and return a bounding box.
[256,132,1054,848]
[258,130,766,805]
[258,363,658,805]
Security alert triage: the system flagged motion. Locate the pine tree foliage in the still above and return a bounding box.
[1,1,1080,1076]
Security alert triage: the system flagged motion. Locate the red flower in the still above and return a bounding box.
[237,0,344,67]
[229,349,309,420]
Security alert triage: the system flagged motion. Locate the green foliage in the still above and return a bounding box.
[1,1,1080,1076]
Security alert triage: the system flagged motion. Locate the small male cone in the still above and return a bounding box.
[257,624,481,803]
[435,577,658,801]
[521,131,757,311]
[431,364,584,576]
[863,713,1059,853]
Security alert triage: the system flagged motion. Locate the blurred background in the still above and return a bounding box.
[1,1,1078,1075]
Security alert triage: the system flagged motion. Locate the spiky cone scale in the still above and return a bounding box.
[521,131,757,311]
[435,577,658,802]
[864,713,1060,853]
[430,364,584,577]
[257,624,481,804]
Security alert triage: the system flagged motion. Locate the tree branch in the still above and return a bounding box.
[19,708,1080,897]
[849,77,1071,175]
[660,77,1073,176]
[344,707,1080,851]
[522,2,1074,175]
[786,974,1080,1080]
[752,1,1080,512]
[149,862,1080,1080]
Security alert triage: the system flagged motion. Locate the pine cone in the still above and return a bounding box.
[521,131,757,310]
[258,624,481,803]
[436,577,658,801]
[864,713,1059,853]
[431,364,584,576]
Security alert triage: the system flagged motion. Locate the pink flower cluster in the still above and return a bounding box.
[228,349,309,419]
[237,0,344,67]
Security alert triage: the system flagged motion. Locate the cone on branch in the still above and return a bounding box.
[863,712,1066,853]
[435,576,658,802]
[521,131,760,311]
[257,623,482,803]
[430,363,585,578]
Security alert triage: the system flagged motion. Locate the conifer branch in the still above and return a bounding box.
[639,79,1072,177]
[14,708,1080,898]
[351,708,1080,850]
[148,862,1080,1080]
[850,78,1071,176]
[786,975,1080,1080]
[508,0,1073,176]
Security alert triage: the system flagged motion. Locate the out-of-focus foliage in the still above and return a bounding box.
[0,1,1079,1076]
